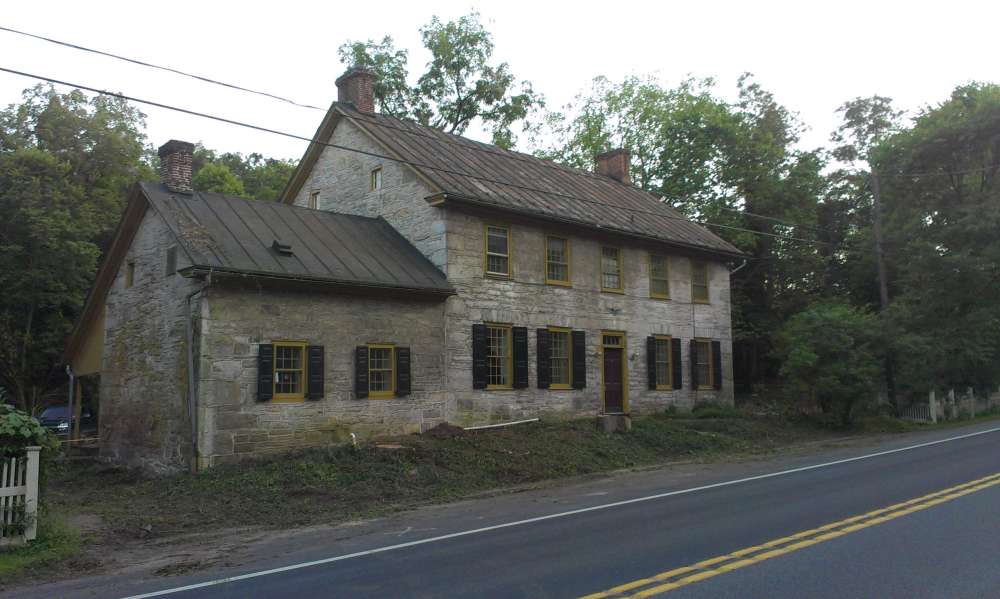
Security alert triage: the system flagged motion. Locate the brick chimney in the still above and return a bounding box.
[596,148,631,185]
[336,67,377,113]
[158,140,194,194]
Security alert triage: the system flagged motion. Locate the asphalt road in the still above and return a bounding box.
[13,422,1000,598]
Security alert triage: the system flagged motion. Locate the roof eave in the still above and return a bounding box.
[180,265,455,298]
[427,192,747,260]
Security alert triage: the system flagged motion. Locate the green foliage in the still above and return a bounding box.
[339,11,543,148]
[691,402,743,419]
[0,403,57,456]
[192,162,245,196]
[0,510,81,579]
[774,302,881,425]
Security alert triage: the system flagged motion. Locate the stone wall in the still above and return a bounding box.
[443,209,734,426]
[100,208,199,473]
[291,118,448,273]
[195,284,448,468]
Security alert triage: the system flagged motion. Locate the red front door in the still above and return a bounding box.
[603,347,624,413]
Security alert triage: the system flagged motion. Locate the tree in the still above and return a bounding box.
[193,162,246,196]
[0,150,100,415]
[339,11,543,148]
[191,146,295,201]
[774,302,881,425]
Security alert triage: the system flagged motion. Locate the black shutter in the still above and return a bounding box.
[257,344,274,402]
[690,339,699,390]
[646,336,657,390]
[306,345,324,400]
[513,327,529,388]
[536,329,551,389]
[354,346,369,399]
[712,340,723,390]
[472,324,487,389]
[396,347,411,397]
[671,338,683,390]
[571,330,587,389]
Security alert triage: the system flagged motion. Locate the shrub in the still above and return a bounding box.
[773,302,882,426]
[0,403,58,457]
[691,402,742,419]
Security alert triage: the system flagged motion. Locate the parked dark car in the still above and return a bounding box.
[38,405,96,437]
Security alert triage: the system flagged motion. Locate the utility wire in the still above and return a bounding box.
[0,25,327,111]
[0,64,830,247]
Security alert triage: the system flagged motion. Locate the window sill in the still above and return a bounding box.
[654,385,674,391]
[486,385,514,391]
[368,392,396,399]
[650,294,671,300]
[549,384,573,390]
[692,299,711,305]
[272,396,305,403]
[484,272,511,280]
[601,288,625,295]
[545,280,572,287]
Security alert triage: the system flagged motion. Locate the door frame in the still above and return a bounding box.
[600,330,629,414]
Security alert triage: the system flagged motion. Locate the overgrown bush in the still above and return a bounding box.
[0,403,58,457]
[774,302,882,426]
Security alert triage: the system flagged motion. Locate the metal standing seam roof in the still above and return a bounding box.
[334,104,742,256]
[140,182,453,293]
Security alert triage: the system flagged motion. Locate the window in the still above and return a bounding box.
[695,339,713,389]
[165,246,177,276]
[308,190,320,209]
[549,327,572,388]
[274,342,306,401]
[692,260,709,303]
[654,336,672,389]
[545,236,571,285]
[484,225,511,278]
[370,167,382,191]
[125,261,135,288]
[650,254,670,299]
[601,246,623,292]
[368,344,395,398]
[486,324,512,388]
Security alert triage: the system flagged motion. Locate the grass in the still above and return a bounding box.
[44,413,840,539]
[0,510,82,580]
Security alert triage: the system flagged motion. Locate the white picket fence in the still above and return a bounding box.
[0,447,40,545]
[900,387,1000,424]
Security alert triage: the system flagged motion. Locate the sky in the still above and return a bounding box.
[1,0,997,162]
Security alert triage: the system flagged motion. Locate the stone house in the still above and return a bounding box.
[65,68,743,473]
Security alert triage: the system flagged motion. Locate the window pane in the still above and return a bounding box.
[368,347,393,393]
[487,228,508,255]
[547,237,569,282]
[276,346,302,369]
[692,261,709,302]
[655,339,670,386]
[487,326,510,386]
[487,254,509,275]
[696,341,711,387]
[602,247,621,289]
[650,255,669,297]
[550,330,570,385]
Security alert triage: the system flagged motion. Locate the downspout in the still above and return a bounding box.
[185,271,212,473]
[730,259,748,275]
[65,365,74,438]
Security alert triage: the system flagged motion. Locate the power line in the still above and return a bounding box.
[0,64,830,248]
[0,25,327,111]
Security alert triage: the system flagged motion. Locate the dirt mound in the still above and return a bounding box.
[423,422,465,439]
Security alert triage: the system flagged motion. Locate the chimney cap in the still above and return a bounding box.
[158,139,195,157]
[596,148,629,160]
[335,66,376,86]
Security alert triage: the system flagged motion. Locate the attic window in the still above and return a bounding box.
[370,167,382,191]
[125,260,135,288]
[272,240,294,256]
[165,246,177,276]
[308,190,319,209]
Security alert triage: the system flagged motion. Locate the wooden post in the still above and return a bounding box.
[72,379,83,441]
[23,446,40,542]
[948,388,956,420]
[929,390,937,424]
[968,386,976,419]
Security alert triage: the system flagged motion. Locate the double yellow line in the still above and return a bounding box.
[581,471,1000,598]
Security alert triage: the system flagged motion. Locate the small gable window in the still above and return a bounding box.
[650,254,670,299]
[308,190,320,209]
[165,246,177,276]
[125,260,135,288]
[484,225,511,278]
[545,236,570,286]
[601,246,623,293]
[370,167,383,191]
[691,260,709,303]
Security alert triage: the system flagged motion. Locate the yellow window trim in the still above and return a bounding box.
[547,326,573,389]
[367,343,396,399]
[485,323,514,390]
[544,236,572,287]
[600,246,624,293]
[649,253,671,300]
[370,166,383,191]
[273,340,307,403]
[653,334,673,390]
[691,260,710,304]
[600,330,629,413]
[483,224,512,279]
[694,337,714,390]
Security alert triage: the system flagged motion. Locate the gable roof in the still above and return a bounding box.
[65,183,452,364]
[141,182,452,293]
[281,103,742,257]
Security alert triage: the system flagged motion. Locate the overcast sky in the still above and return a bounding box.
[1,0,997,162]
